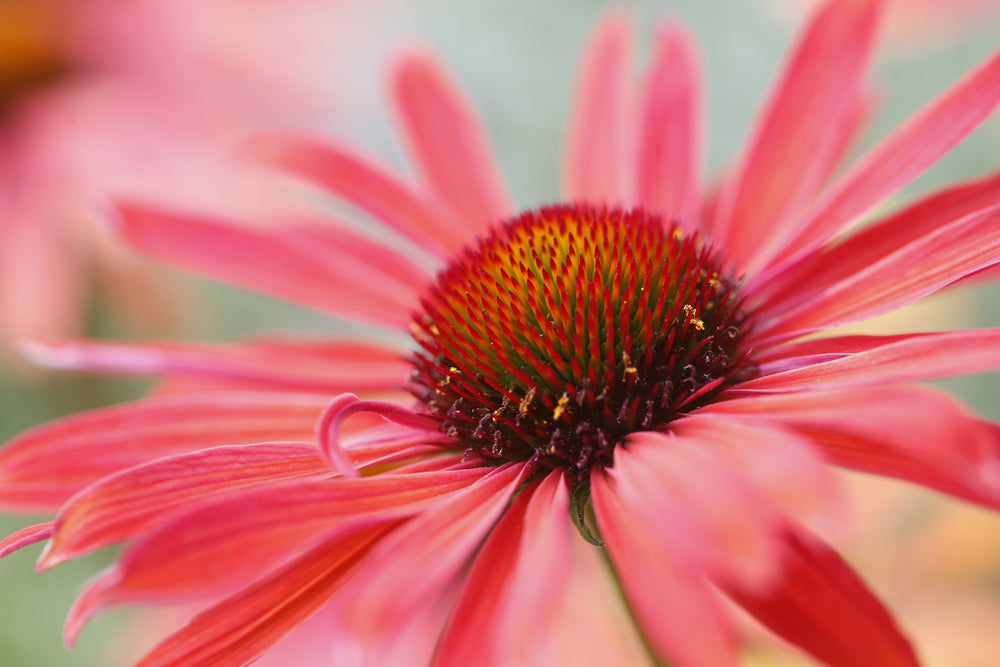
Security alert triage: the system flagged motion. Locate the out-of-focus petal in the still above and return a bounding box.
[113,203,427,329]
[22,338,410,393]
[392,51,511,231]
[0,392,327,512]
[722,526,919,667]
[0,521,52,560]
[712,0,878,267]
[636,25,702,228]
[564,10,632,203]
[434,470,571,666]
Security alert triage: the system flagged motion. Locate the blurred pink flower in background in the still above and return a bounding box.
[3,0,1000,665]
[0,0,399,363]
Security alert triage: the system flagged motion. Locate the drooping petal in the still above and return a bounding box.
[434,470,571,666]
[757,46,1000,273]
[753,204,1000,340]
[39,443,329,570]
[113,203,426,329]
[722,526,919,667]
[0,522,53,560]
[591,470,738,667]
[564,10,632,202]
[64,465,478,643]
[251,133,461,256]
[22,337,410,393]
[706,385,1000,508]
[739,329,1000,392]
[753,332,930,371]
[334,463,524,648]
[636,25,702,227]
[712,0,878,266]
[392,51,511,232]
[0,392,327,512]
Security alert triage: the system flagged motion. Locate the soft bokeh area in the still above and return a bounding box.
[1,1,999,665]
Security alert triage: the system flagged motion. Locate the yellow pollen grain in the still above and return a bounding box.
[692,318,705,331]
[553,394,570,420]
[519,387,537,416]
[672,228,684,241]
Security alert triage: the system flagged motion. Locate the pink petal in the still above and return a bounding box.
[251,133,461,256]
[0,392,327,512]
[711,0,878,267]
[127,521,394,667]
[22,337,410,393]
[434,470,571,666]
[757,47,1000,273]
[591,470,738,667]
[636,25,702,227]
[39,443,330,570]
[754,332,930,371]
[739,328,1000,392]
[334,463,524,646]
[0,521,53,560]
[113,203,425,329]
[705,385,1000,508]
[722,526,919,667]
[753,204,1000,340]
[392,51,510,231]
[754,169,1000,318]
[64,466,479,643]
[564,10,633,202]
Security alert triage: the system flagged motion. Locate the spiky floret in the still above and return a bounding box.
[409,203,755,475]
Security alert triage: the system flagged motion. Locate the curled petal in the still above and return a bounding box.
[0,522,53,561]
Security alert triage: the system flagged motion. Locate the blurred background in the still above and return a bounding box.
[0,0,998,664]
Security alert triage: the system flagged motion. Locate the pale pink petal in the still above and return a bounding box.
[564,10,633,202]
[22,337,410,393]
[0,392,327,512]
[434,470,571,666]
[39,443,329,570]
[753,204,1000,340]
[722,526,919,667]
[64,466,478,642]
[113,203,426,329]
[739,328,1000,392]
[591,470,738,667]
[711,0,878,266]
[0,522,53,560]
[392,51,511,232]
[754,169,1000,316]
[705,385,1000,508]
[251,133,464,256]
[756,47,1000,273]
[636,25,702,227]
[335,464,524,646]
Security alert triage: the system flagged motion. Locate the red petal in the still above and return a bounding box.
[722,526,919,667]
[0,521,53,560]
[0,392,327,512]
[392,51,510,231]
[636,25,702,228]
[712,0,878,267]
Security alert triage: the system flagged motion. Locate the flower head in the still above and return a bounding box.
[4,0,1000,665]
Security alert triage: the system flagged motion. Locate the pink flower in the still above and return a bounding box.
[5,0,1000,664]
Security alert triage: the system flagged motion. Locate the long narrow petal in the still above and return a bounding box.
[0,522,53,560]
[334,464,523,647]
[113,203,425,329]
[64,465,478,643]
[0,392,327,512]
[757,47,1000,273]
[252,133,461,256]
[705,385,1000,508]
[22,338,410,393]
[712,0,878,266]
[754,204,1000,340]
[392,51,511,231]
[739,329,1000,392]
[636,25,702,227]
[129,521,395,667]
[723,526,919,667]
[754,169,1000,316]
[564,11,632,202]
[434,470,571,666]
[591,470,738,667]
[39,443,329,569]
